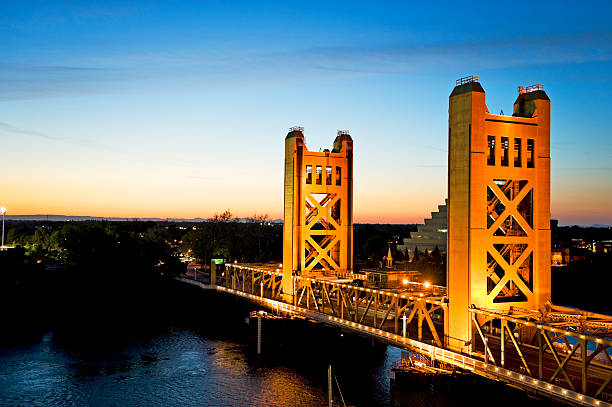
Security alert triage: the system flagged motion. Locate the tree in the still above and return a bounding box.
[249,213,270,261]
[431,245,442,265]
[413,246,420,262]
[214,209,233,222]
[181,227,212,264]
[422,248,430,259]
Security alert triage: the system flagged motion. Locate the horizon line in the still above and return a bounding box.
[3,214,609,228]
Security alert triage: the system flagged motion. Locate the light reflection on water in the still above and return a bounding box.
[0,327,358,406]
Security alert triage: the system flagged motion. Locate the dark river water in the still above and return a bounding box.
[0,283,563,407]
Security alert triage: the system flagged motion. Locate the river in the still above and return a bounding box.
[0,281,563,406]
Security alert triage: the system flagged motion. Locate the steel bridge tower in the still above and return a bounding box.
[446,76,551,352]
[282,127,353,295]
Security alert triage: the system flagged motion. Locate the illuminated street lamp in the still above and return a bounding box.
[0,206,5,250]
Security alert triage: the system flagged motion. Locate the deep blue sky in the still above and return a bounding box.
[1,1,612,224]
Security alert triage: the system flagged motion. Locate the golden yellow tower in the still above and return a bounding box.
[446,76,551,352]
[282,127,353,294]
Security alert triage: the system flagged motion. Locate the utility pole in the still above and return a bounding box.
[328,365,333,407]
[1,207,6,249]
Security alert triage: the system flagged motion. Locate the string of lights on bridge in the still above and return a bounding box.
[228,264,446,306]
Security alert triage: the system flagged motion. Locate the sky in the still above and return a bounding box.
[1,1,612,225]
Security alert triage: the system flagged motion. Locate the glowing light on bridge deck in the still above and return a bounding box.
[424,282,431,288]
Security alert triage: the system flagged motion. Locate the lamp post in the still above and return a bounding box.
[0,206,6,250]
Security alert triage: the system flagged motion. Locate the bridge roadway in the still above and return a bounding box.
[177,265,611,407]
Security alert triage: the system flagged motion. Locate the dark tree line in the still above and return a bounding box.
[409,246,445,285]
[3,221,186,278]
[353,224,417,265]
[180,211,282,264]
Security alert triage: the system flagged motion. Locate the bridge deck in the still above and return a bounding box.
[177,265,611,407]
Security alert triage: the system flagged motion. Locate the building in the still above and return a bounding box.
[397,200,447,258]
[596,240,612,254]
[551,248,568,267]
[571,238,587,249]
[361,268,421,289]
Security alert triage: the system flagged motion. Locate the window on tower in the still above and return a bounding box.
[514,138,522,167]
[527,139,535,168]
[487,136,495,166]
[501,137,509,166]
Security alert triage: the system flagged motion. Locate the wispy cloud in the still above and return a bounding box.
[0,122,205,169]
[0,121,118,152]
[0,63,109,72]
[303,31,612,74]
[1,30,611,100]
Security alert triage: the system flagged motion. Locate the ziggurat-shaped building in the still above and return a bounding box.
[397,200,447,258]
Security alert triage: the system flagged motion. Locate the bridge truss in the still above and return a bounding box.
[472,305,612,402]
[201,264,612,407]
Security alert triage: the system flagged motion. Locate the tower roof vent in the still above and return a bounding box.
[518,84,544,95]
[337,130,350,136]
[456,75,479,85]
[290,126,304,132]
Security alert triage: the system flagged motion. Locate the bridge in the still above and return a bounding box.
[179,76,612,407]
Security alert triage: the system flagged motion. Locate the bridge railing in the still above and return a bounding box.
[219,264,447,347]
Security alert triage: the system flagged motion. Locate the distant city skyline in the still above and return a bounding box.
[2,1,612,225]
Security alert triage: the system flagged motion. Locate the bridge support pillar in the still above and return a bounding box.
[446,77,551,353]
[257,317,262,355]
[282,127,353,294]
